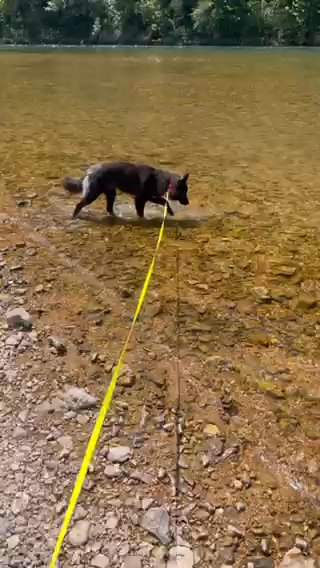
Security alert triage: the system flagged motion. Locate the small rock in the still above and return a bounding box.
[297,293,318,310]
[278,548,315,568]
[123,555,142,568]
[118,364,136,387]
[248,558,274,568]
[295,538,308,552]
[104,464,121,478]
[130,470,154,484]
[142,498,154,510]
[49,336,67,355]
[106,514,118,530]
[261,538,270,555]
[13,426,27,439]
[68,520,91,546]
[167,546,193,568]
[91,554,109,568]
[63,386,97,410]
[254,287,272,303]
[0,517,9,536]
[233,479,243,490]
[6,307,32,330]
[7,534,20,550]
[57,435,73,451]
[203,423,220,437]
[108,446,131,463]
[256,380,285,399]
[12,492,29,515]
[141,507,170,545]
[227,524,244,538]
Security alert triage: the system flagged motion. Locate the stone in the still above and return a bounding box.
[141,507,170,545]
[7,534,20,550]
[6,307,32,329]
[247,559,274,568]
[104,464,121,478]
[130,470,154,484]
[106,515,118,530]
[227,524,244,538]
[256,380,285,399]
[57,435,73,451]
[167,546,193,568]
[297,293,318,310]
[91,554,109,568]
[108,446,131,463]
[0,517,9,536]
[11,492,29,515]
[203,423,220,437]
[118,364,136,387]
[254,287,271,303]
[48,336,67,355]
[13,426,27,439]
[123,555,142,568]
[278,548,315,568]
[68,520,91,546]
[63,386,97,410]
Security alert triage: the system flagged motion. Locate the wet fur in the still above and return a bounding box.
[63,161,189,219]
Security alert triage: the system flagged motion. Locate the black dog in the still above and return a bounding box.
[63,161,189,219]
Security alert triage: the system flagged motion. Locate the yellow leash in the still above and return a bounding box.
[49,202,168,568]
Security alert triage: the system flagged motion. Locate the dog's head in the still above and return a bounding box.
[169,173,189,206]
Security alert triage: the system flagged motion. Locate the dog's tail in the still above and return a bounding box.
[63,176,83,193]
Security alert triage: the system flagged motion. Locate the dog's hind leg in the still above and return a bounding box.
[105,188,117,216]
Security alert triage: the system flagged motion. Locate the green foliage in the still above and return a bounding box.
[0,0,319,44]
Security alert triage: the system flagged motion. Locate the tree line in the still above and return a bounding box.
[0,0,319,46]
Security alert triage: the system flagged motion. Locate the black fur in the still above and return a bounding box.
[63,161,189,219]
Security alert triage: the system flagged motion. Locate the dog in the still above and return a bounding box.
[63,161,189,219]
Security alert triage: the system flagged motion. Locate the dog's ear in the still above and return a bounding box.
[181,173,189,183]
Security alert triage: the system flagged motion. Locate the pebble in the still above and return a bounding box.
[167,546,193,568]
[11,492,30,515]
[130,470,154,484]
[227,524,244,538]
[7,534,20,550]
[108,446,131,463]
[6,307,32,329]
[278,547,316,568]
[57,435,73,451]
[63,386,97,410]
[122,555,142,568]
[104,464,121,478]
[48,335,67,355]
[106,514,119,529]
[248,558,274,568]
[91,554,109,568]
[141,507,170,545]
[203,423,220,437]
[68,520,91,546]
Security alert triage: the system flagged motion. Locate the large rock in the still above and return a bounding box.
[141,507,170,545]
[63,386,97,410]
[278,548,316,568]
[6,308,32,330]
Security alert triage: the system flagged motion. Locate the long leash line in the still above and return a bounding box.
[173,223,182,538]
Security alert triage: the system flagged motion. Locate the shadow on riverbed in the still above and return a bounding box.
[70,203,210,229]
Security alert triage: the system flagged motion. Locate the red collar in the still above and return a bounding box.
[168,180,175,197]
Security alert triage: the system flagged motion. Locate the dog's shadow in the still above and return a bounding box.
[73,207,208,229]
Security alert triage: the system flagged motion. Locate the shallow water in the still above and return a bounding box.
[1,47,320,502]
